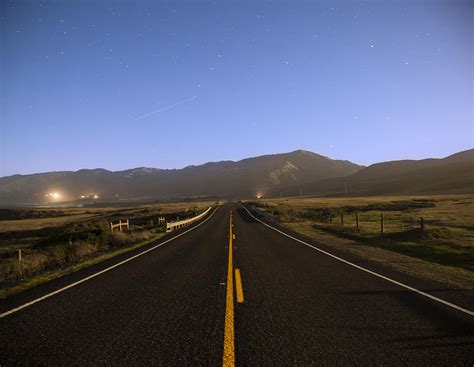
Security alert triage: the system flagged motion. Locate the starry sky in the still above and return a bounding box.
[1,0,472,177]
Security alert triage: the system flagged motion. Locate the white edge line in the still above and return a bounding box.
[242,206,474,317]
[0,206,219,319]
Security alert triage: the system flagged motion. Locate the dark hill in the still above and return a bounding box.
[0,150,363,204]
[276,149,474,197]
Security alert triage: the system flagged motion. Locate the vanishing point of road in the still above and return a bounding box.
[1,203,473,365]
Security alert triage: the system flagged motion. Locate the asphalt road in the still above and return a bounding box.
[1,203,473,365]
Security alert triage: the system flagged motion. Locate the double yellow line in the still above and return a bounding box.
[223,210,244,366]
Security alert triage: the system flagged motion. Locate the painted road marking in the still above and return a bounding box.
[242,206,474,317]
[0,207,220,319]
[223,210,235,366]
[235,269,244,303]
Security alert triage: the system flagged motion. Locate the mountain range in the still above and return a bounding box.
[271,149,474,198]
[0,149,472,205]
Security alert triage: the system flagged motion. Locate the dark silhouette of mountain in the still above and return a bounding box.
[275,149,474,197]
[0,150,362,204]
[1,149,471,205]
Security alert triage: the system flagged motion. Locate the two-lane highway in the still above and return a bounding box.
[1,203,473,365]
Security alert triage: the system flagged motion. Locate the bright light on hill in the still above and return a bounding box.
[45,192,61,200]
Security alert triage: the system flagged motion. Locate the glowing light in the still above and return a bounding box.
[256,193,263,199]
[79,194,99,199]
[45,192,61,200]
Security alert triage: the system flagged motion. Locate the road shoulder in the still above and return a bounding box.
[243,206,474,312]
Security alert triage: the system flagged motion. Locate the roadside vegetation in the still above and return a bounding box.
[247,195,474,275]
[0,202,213,298]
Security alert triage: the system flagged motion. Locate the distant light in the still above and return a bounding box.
[45,192,61,200]
[93,194,99,199]
[256,193,263,199]
[80,195,86,199]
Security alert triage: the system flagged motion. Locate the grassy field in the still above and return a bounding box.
[0,201,214,297]
[247,195,474,279]
[0,202,212,233]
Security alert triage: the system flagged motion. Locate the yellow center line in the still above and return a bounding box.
[235,269,244,303]
[223,210,235,366]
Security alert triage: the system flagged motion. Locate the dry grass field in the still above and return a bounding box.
[247,195,474,287]
[0,202,213,234]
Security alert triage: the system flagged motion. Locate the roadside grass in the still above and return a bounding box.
[0,201,213,234]
[0,232,165,299]
[248,195,474,273]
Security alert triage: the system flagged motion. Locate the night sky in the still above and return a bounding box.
[1,0,472,177]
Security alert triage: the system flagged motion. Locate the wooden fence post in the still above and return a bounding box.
[381,213,384,234]
[420,217,424,232]
[340,212,344,227]
[329,215,332,224]
[18,249,22,262]
[356,213,359,229]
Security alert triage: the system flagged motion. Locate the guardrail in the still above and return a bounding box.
[166,207,212,232]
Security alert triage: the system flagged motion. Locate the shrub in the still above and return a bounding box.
[65,241,98,262]
[110,231,131,247]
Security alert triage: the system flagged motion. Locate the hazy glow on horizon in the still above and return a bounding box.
[45,192,61,200]
[1,0,472,177]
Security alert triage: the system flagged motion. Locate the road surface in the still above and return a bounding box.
[1,203,473,365]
